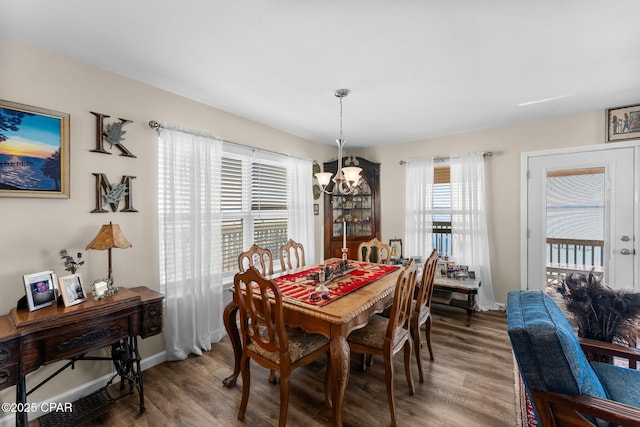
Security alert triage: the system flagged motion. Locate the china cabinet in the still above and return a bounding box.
[323,157,381,259]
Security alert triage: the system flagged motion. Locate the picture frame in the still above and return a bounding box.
[314,203,319,215]
[389,238,403,260]
[606,103,640,143]
[23,270,58,311]
[0,99,70,198]
[91,278,115,300]
[58,274,87,307]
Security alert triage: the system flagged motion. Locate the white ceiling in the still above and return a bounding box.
[2,0,640,148]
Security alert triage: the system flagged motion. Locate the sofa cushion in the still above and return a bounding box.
[592,361,640,408]
[507,290,607,399]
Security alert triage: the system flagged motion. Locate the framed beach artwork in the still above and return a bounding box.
[0,99,70,198]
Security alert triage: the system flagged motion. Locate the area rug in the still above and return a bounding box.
[514,354,539,427]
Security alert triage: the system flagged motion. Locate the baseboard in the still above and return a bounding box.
[0,350,166,427]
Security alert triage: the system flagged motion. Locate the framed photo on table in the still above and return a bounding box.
[606,103,640,143]
[0,99,70,198]
[23,270,58,311]
[59,274,87,307]
[389,238,403,260]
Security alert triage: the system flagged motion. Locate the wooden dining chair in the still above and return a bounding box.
[278,239,305,272]
[411,249,438,383]
[234,267,331,427]
[238,243,274,276]
[357,237,391,264]
[238,243,277,383]
[347,260,417,426]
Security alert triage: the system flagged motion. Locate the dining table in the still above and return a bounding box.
[222,258,402,427]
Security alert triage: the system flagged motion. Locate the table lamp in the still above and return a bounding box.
[85,222,132,284]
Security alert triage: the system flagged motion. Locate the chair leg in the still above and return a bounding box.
[269,369,278,384]
[278,375,290,427]
[324,352,332,409]
[403,339,415,395]
[412,323,424,384]
[384,350,398,427]
[238,356,251,421]
[425,316,434,361]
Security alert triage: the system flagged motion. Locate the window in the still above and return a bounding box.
[433,166,452,257]
[220,148,288,275]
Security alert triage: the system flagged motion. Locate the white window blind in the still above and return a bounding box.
[220,146,288,274]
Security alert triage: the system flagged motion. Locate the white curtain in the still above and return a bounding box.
[450,153,498,310]
[286,157,315,264]
[157,126,224,360]
[404,158,435,260]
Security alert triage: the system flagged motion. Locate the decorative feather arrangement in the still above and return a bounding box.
[557,271,640,347]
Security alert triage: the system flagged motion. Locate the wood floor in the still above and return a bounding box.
[57,305,516,427]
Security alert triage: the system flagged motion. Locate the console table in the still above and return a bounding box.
[432,277,481,326]
[0,286,164,427]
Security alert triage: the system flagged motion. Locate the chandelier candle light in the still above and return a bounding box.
[315,89,363,195]
[316,89,363,260]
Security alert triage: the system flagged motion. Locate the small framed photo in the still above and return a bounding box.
[58,274,87,307]
[389,238,403,260]
[606,104,640,143]
[91,278,115,300]
[23,271,58,311]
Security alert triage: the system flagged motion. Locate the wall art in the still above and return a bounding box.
[0,100,70,198]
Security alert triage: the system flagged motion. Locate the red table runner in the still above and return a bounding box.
[273,260,400,306]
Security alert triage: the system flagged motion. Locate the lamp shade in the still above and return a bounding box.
[85,222,132,250]
[342,166,362,184]
[315,172,333,187]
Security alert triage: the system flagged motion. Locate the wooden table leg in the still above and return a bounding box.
[222,300,241,387]
[330,335,350,427]
[16,375,27,427]
[465,294,476,326]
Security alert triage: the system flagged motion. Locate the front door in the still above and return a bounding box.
[525,147,636,291]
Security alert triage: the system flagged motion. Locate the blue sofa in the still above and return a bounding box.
[507,290,640,426]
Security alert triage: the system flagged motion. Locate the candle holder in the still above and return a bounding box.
[341,247,349,261]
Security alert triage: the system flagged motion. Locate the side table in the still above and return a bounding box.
[432,277,481,326]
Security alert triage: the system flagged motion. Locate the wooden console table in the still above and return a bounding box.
[432,277,481,326]
[0,286,164,427]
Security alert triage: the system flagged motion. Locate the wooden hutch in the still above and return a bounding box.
[323,157,381,260]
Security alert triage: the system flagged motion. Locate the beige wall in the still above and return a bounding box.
[359,112,604,304]
[0,35,612,409]
[0,36,332,407]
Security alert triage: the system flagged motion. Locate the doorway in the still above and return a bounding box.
[523,145,638,291]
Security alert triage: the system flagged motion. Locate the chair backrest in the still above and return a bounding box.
[234,266,287,358]
[279,239,306,272]
[415,249,438,314]
[386,260,418,342]
[357,238,391,264]
[238,244,274,276]
[507,290,608,400]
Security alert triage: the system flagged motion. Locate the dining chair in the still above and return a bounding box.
[238,243,277,383]
[238,243,274,276]
[347,260,417,426]
[234,267,331,427]
[278,239,305,272]
[357,237,391,264]
[411,249,438,383]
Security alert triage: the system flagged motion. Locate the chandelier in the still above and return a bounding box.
[315,89,363,195]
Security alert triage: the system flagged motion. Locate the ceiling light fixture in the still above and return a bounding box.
[315,89,363,195]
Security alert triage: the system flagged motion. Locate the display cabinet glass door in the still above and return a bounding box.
[331,180,373,238]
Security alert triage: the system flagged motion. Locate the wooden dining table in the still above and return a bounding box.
[222,259,401,427]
